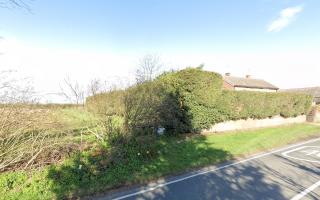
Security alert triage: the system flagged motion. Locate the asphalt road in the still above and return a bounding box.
[97,138,320,200]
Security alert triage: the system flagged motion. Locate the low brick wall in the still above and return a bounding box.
[315,111,320,123]
[203,115,306,133]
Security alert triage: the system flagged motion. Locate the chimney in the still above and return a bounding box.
[225,73,231,76]
[246,74,251,79]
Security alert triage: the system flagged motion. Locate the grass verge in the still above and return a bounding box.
[1,123,320,200]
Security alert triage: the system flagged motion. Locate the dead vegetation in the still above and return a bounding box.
[0,71,76,172]
[0,104,74,172]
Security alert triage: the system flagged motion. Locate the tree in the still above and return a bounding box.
[87,78,103,97]
[60,76,85,105]
[0,0,31,10]
[0,70,36,104]
[135,54,163,83]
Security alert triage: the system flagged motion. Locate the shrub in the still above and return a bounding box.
[123,79,192,135]
[121,68,224,134]
[157,68,223,132]
[123,81,164,134]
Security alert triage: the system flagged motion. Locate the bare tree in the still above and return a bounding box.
[135,54,163,83]
[0,70,36,104]
[60,76,85,105]
[0,0,31,10]
[87,78,104,97]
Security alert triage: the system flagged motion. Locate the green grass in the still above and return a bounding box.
[1,123,320,200]
[54,107,98,129]
[203,123,320,155]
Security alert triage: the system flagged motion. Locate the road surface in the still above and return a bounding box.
[97,137,320,200]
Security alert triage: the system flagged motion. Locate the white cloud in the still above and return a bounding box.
[267,6,303,32]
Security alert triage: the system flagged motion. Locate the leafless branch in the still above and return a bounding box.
[0,0,32,11]
[136,54,163,83]
[60,76,85,105]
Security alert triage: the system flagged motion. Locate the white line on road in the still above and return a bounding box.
[282,146,320,164]
[290,180,320,200]
[110,137,320,200]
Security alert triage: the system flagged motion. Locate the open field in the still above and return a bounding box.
[0,106,94,172]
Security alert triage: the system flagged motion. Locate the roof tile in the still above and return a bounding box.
[223,76,279,90]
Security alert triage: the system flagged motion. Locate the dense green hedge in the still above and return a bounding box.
[156,68,224,132]
[86,68,312,134]
[217,91,312,121]
[156,68,312,132]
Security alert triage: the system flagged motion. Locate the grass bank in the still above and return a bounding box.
[1,123,320,200]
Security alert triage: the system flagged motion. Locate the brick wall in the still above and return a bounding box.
[203,115,306,133]
[223,81,234,90]
[307,107,317,122]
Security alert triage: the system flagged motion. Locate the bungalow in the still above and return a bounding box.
[281,87,320,105]
[223,73,279,92]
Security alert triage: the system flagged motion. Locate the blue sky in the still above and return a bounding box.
[0,0,320,102]
[2,0,319,52]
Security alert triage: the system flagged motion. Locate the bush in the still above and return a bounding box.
[123,79,192,135]
[123,81,165,134]
[157,68,223,132]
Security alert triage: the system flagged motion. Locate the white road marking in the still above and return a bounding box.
[110,137,320,200]
[300,150,319,156]
[282,146,320,164]
[290,180,320,200]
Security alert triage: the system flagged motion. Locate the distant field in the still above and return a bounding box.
[1,121,319,200]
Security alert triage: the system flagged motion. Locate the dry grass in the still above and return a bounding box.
[0,105,81,172]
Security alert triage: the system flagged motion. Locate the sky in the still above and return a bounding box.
[0,0,320,102]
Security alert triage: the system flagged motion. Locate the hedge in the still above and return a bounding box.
[156,68,312,132]
[156,68,224,132]
[86,68,313,134]
[217,90,312,121]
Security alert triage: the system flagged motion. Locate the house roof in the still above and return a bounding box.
[223,76,279,90]
[281,87,320,103]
